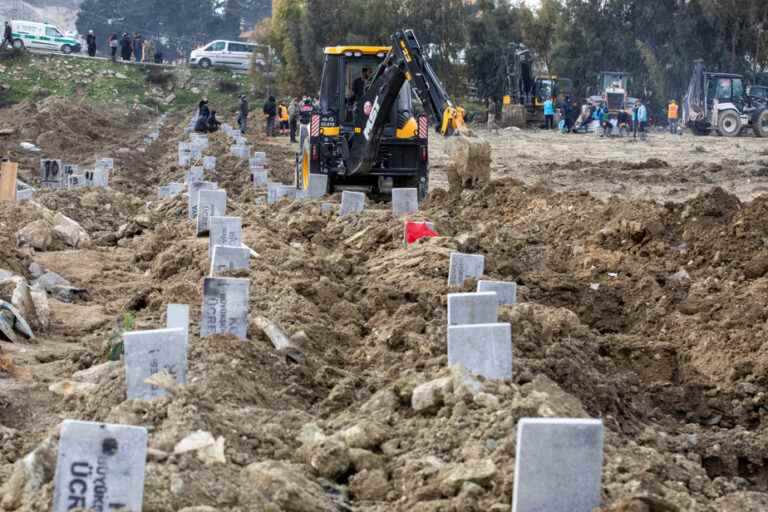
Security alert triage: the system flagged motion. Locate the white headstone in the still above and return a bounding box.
[200,277,249,340]
[178,142,192,167]
[252,170,268,187]
[307,174,328,199]
[512,418,604,512]
[166,304,189,339]
[123,327,187,400]
[40,159,64,189]
[208,216,242,258]
[188,181,217,220]
[96,158,114,171]
[196,189,227,236]
[52,420,148,512]
[91,168,109,188]
[447,292,498,325]
[231,145,249,159]
[16,188,33,201]
[203,156,216,171]
[392,188,419,216]
[186,166,204,184]
[447,323,512,380]
[340,191,366,217]
[447,252,485,286]
[477,280,518,305]
[210,245,250,276]
[320,203,335,215]
[158,182,185,199]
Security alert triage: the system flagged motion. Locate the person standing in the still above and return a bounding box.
[2,21,13,50]
[543,96,555,130]
[288,97,299,143]
[632,100,648,140]
[133,33,143,63]
[278,102,289,135]
[86,30,97,57]
[263,96,277,137]
[667,99,679,135]
[142,38,153,63]
[119,33,131,61]
[238,95,249,134]
[108,33,118,63]
[487,98,497,130]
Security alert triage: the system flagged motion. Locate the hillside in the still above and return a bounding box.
[0,0,82,32]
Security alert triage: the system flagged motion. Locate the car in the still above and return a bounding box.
[189,40,263,71]
[9,20,81,54]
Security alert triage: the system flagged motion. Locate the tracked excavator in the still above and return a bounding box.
[295,29,479,200]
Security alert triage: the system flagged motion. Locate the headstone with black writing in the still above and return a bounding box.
[91,168,109,188]
[196,189,227,236]
[158,182,185,199]
[252,170,268,187]
[200,277,249,340]
[188,181,217,220]
[40,159,64,189]
[208,216,242,258]
[340,191,366,217]
[178,142,192,167]
[210,245,250,276]
[392,188,419,216]
[447,252,485,286]
[186,166,204,184]
[123,327,187,400]
[52,420,148,512]
[203,156,216,171]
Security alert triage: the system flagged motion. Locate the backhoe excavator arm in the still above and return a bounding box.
[347,29,465,176]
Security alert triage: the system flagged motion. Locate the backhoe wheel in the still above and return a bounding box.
[717,110,741,137]
[752,109,768,138]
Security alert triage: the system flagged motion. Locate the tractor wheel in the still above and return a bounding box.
[717,110,741,137]
[752,109,768,138]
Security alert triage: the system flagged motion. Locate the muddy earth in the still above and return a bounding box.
[0,105,767,512]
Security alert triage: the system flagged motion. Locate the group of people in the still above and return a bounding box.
[193,95,249,135]
[262,96,315,142]
[105,32,160,64]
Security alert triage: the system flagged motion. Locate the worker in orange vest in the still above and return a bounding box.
[278,102,290,136]
[667,99,679,135]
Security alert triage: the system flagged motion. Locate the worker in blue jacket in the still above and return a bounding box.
[543,97,555,130]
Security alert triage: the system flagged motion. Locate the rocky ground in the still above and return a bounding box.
[0,103,767,511]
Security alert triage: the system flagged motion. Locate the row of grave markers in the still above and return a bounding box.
[52,115,604,512]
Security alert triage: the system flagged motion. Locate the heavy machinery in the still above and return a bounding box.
[590,71,634,114]
[295,30,466,200]
[683,62,768,137]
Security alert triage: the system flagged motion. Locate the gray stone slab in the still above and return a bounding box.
[210,245,250,276]
[252,152,267,162]
[307,174,328,198]
[96,158,114,171]
[40,159,64,189]
[203,156,216,171]
[512,418,604,512]
[200,277,249,340]
[392,188,419,216]
[320,203,336,215]
[67,175,85,189]
[447,252,485,286]
[477,280,517,306]
[188,181,217,220]
[166,304,189,338]
[158,182,185,199]
[231,145,249,159]
[267,182,295,204]
[52,420,148,512]
[252,170,268,187]
[447,292,498,326]
[208,216,242,258]
[123,327,187,400]
[86,168,109,188]
[16,188,33,201]
[340,191,366,217]
[33,271,71,291]
[447,323,512,380]
[178,142,192,167]
[185,166,204,184]
[196,189,227,236]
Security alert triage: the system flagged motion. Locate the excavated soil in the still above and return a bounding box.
[0,103,767,511]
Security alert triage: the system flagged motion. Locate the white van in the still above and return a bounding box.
[189,40,262,71]
[9,20,81,54]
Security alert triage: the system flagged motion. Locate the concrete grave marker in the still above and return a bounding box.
[252,170,268,187]
[123,327,187,400]
[231,145,249,159]
[158,182,185,199]
[188,181,217,220]
[40,159,64,189]
[447,252,485,286]
[512,418,604,512]
[447,323,512,380]
[52,420,148,512]
[392,188,419,216]
[307,174,328,198]
[208,216,242,257]
[96,158,114,172]
[16,187,33,201]
[166,304,189,339]
[340,191,366,217]
[203,156,216,171]
[320,203,336,215]
[67,175,85,189]
[196,189,228,236]
[178,142,192,167]
[477,280,517,305]
[200,277,249,340]
[447,292,498,326]
[186,166,204,184]
[267,182,287,204]
[210,245,250,276]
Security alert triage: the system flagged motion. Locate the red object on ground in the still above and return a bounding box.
[405,221,438,245]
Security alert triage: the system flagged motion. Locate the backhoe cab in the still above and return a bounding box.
[683,62,768,137]
[296,30,465,200]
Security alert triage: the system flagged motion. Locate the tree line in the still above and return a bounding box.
[259,0,768,114]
